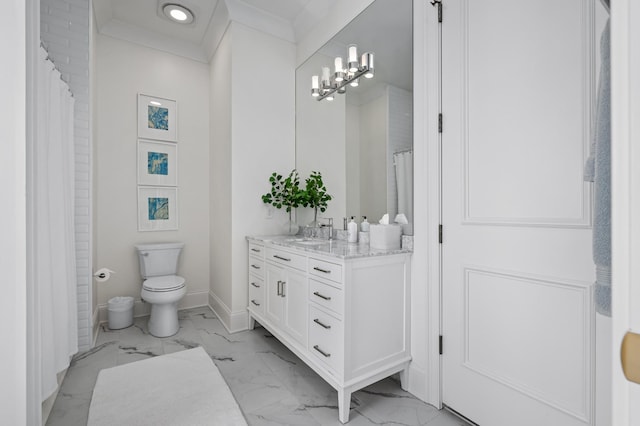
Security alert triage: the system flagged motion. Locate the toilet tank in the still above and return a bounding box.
[135,242,184,278]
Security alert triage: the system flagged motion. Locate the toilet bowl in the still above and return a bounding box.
[141,275,186,337]
[135,243,186,337]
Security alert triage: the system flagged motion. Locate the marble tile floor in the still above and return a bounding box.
[47,306,470,426]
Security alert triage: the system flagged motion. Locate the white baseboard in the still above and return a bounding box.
[407,362,429,404]
[208,291,250,334]
[179,290,209,310]
[96,290,209,325]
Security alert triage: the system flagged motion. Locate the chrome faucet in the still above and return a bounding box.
[320,217,334,240]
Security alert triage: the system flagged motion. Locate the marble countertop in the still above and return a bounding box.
[246,235,412,260]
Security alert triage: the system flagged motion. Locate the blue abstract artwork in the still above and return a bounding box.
[147,152,168,175]
[148,197,169,220]
[148,106,169,130]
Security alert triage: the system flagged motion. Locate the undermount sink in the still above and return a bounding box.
[285,238,331,246]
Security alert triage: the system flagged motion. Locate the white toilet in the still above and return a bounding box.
[135,242,186,337]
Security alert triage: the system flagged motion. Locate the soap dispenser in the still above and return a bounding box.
[347,216,358,243]
[360,216,370,232]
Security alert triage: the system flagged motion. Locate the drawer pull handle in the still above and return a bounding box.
[251,282,260,288]
[313,345,331,358]
[313,266,331,274]
[313,291,331,301]
[251,299,260,307]
[251,264,261,270]
[281,281,286,297]
[273,255,291,262]
[251,248,261,253]
[313,318,331,329]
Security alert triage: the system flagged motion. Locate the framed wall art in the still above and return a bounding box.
[137,94,177,142]
[137,139,177,186]
[138,187,178,231]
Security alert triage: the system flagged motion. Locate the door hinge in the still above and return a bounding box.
[438,224,443,244]
[431,0,443,23]
[438,113,443,133]
[439,335,443,355]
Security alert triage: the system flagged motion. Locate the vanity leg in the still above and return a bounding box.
[399,367,409,391]
[338,388,351,423]
[248,316,256,330]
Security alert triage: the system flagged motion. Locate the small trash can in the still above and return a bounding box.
[107,296,134,330]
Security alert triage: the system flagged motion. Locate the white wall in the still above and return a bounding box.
[296,0,375,66]
[0,2,27,423]
[40,0,93,351]
[231,22,296,310]
[209,22,296,331]
[209,24,234,321]
[359,90,387,222]
[345,102,361,220]
[94,34,211,316]
[386,85,413,222]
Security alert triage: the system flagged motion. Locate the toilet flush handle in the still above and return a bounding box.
[141,252,149,257]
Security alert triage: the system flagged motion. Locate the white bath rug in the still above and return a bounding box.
[87,347,247,426]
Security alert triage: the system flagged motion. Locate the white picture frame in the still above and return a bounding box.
[137,139,178,186]
[138,187,178,231]
[137,94,177,142]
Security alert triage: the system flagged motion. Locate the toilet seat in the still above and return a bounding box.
[143,275,185,292]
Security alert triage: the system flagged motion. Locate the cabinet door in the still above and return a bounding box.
[282,268,308,346]
[265,263,285,325]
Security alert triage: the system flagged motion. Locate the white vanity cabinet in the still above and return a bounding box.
[246,238,411,423]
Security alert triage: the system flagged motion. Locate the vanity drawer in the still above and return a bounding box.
[309,306,343,373]
[248,277,265,314]
[248,257,265,278]
[309,279,343,316]
[266,247,306,271]
[248,242,264,258]
[309,258,343,284]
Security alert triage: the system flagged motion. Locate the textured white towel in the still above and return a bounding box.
[585,19,611,316]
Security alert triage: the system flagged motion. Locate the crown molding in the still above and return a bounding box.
[224,0,296,43]
[99,18,209,63]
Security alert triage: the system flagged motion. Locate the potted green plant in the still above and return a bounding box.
[302,171,333,227]
[261,169,305,234]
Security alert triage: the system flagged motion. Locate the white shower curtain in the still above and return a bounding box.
[37,47,78,401]
[394,151,413,225]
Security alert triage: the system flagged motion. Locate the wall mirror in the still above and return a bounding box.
[295,0,413,234]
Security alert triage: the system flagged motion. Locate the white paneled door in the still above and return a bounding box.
[441,1,597,425]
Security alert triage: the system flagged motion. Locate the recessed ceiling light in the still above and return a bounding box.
[163,3,194,24]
